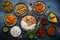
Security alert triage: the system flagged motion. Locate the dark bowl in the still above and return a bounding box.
[4,13,17,26]
[14,3,29,17]
[1,1,14,13]
[47,26,57,37]
[33,1,46,16]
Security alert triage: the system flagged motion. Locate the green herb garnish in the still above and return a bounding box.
[26,22,40,40]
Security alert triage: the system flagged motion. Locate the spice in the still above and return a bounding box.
[47,26,56,36]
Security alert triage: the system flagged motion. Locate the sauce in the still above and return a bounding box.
[47,26,56,36]
[41,18,47,24]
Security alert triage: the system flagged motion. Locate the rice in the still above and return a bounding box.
[21,20,36,31]
[10,26,21,37]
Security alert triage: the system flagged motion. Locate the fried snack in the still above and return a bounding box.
[2,1,13,12]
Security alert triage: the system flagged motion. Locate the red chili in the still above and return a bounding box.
[37,27,47,37]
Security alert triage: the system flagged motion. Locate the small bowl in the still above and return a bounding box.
[2,1,13,13]
[2,26,9,33]
[37,27,47,38]
[47,26,57,37]
[10,26,22,37]
[41,18,47,25]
